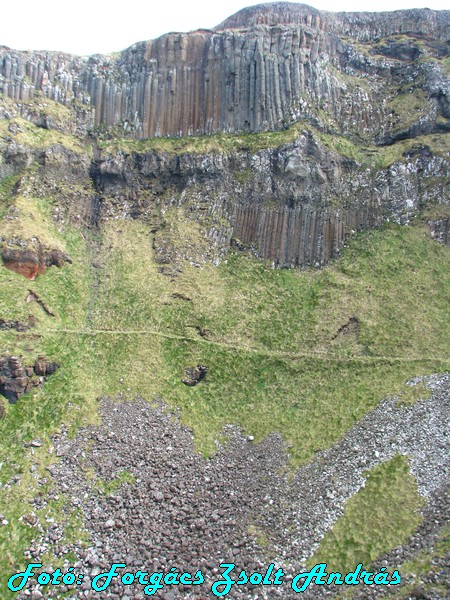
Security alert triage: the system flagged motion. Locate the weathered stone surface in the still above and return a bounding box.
[0,315,36,332]
[21,377,450,598]
[0,356,38,403]
[92,129,449,268]
[429,217,449,244]
[33,357,59,377]
[0,3,448,270]
[0,3,448,139]
[0,355,59,404]
[1,246,71,279]
[182,364,208,386]
[1,248,44,279]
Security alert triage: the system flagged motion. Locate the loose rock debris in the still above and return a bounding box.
[17,374,450,599]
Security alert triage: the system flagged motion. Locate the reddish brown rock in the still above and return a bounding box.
[0,4,448,139]
[1,249,43,280]
[1,247,71,280]
[33,357,59,377]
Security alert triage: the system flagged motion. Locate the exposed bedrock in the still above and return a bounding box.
[0,355,59,403]
[0,3,449,139]
[93,132,449,267]
[1,246,72,279]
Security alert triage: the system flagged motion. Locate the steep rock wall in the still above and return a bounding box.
[93,133,449,268]
[0,3,448,271]
[0,3,449,139]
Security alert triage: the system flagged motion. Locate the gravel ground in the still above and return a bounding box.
[17,374,449,599]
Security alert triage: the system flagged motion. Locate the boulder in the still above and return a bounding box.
[0,355,59,404]
[182,365,208,386]
[1,247,71,280]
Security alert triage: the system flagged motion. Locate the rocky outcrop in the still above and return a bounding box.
[33,356,59,377]
[182,364,208,386]
[0,3,448,139]
[93,128,449,267]
[0,355,59,403]
[1,246,72,279]
[0,315,36,331]
[0,3,448,270]
[1,248,46,279]
[218,3,450,39]
[429,218,449,244]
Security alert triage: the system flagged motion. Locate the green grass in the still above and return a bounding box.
[395,380,432,407]
[83,219,449,462]
[0,178,449,590]
[0,116,89,154]
[387,89,429,132]
[99,120,449,171]
[308,456,425,572]
[86,469,137,496]
[0,174,21,219]
[440,56,450,74]
[99,120,309,155]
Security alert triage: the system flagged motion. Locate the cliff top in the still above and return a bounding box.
[215,2,450,39]
[215,2,322,29]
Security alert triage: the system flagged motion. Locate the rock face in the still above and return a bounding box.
[93,133,448,267]
[0,356,59,403]
[182,365,208,386]
[0,3,449,269]
[0,3,449,139]
[0,315,36,331]
[1,246,72,279]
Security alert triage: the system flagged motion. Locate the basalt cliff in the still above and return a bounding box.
[0,4,449,599]
[0,2,449,269]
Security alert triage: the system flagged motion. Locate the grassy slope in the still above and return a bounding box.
[89,219,449,462]
[0,109,449,591]
[309,455,424,573]
[2,212,447,589]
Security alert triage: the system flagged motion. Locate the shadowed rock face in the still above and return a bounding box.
[0,3,449,139]
[92,133,449,268]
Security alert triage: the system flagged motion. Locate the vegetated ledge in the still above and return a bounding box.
[92,122,449,270]
[98,120,449,169]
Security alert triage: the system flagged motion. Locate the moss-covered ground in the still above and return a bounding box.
[99,120,449,169]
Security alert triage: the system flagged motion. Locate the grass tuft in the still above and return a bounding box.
[309,455,425,572]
